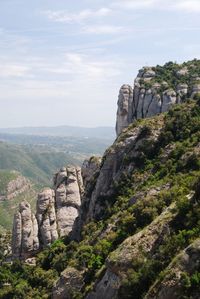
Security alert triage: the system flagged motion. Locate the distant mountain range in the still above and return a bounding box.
[0,125,115,139]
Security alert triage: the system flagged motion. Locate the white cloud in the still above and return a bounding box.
[43,7,111,24]
[82,25,124,35]
[0,63,30,78]
[112,0,200,13]
[173,0,200,12]
[112,0,157,9]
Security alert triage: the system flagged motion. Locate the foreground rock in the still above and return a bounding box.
[86,204,175,298]
[54,166,83,237]
[36,188,58,247]
[12,201,39,259]
[12,166,84,256]
[145,239,200,299]
[52,267,84,299]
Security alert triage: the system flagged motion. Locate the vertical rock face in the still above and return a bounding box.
[12,201,39,259]
[52,267,84,299]
[12,166,84,257]
[116,64,200,136]
[54,167,83,237]
[36,188,58,247]
[116,84,133,136]
[82,156,101,187]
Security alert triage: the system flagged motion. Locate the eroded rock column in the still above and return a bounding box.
[12,201,39,259]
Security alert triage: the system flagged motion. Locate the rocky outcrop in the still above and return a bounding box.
[0,172,31,201]
[116,84,133,136]
[12,166,84,256]
[12,201,39,259]
[54,166,83,237]
[86,204,175,298]
[116,65,200,136]
[145,239,200,299]
[82,156,101,187]
[52,267,84,299]
[6,175,31,200]
[36,188,58,247]
[85,115,163,221]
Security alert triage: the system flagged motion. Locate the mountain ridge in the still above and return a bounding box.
[1,59,200,299]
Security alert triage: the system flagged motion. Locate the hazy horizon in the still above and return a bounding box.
[1,0,200,128]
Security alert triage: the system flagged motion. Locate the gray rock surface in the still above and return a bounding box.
[12,166,84,257]
[52,267,84,299]
[116,84,133,136]
[0,172,31,201]
[115,66,200,136]
[36,188,58,247]
[86,119,162,220]
[12,201,39,259]
[82,156,101,187]
[55,167,83,237]
[87,204,175,298]
[145,239,200,299]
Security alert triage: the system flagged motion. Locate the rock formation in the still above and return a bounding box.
[36,188,58,247]
[116,65,200,136]
[86,204,175,298]
[12,201,39,259]
[116,84,133,136]
[52,267,84,299]
[81,156,101,187]
[12,166,84,257]
[54,167,83,237]
[0,171,31,201]
[145,239,200,299]
[85,118,163,221]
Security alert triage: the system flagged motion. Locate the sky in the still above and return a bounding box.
[0,0,200,128]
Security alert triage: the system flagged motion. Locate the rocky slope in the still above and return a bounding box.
[52,98,200,299]
[0,170,31,201]
[3,59,200,299]
[0,170,37,231]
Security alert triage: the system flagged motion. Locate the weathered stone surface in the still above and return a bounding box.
[116,84,133,136]
[191,84,200,98]
[0,172,31,201]
[115,65,200,136]
[87,204,175,298]
[82,156,101,187]
[145,239,200,299]
[36,188,58,247]
[176,67,188,77]
[55,167,83,237]
[86,118,163,220]
[12,201,39,259]
[52,267,84,299]
[86,270,120,299]
[12,166,84,257]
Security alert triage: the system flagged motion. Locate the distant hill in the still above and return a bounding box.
[0,142,79,187]
[0,170,37,230]
[0,125,115,139]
